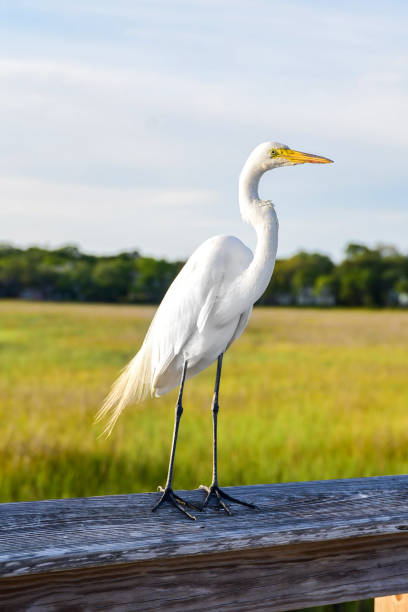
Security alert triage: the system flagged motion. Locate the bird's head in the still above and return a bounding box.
[251,141,333,171]
[239,140,333,226]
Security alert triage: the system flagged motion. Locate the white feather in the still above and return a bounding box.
[97,141,332,433]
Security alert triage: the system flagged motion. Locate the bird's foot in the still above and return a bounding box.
[151,486,200,520]
[199,483,258,515]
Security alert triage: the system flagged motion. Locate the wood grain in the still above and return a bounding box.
[376,594,408,612]
[2,475,408,610]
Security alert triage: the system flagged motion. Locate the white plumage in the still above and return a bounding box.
[97,141,332,440]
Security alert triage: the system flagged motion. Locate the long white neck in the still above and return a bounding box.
[238,158,265,222]
[218,158,279,320]
[238,157,279,300]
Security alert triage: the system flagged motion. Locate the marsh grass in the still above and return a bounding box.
[1,301,408,502]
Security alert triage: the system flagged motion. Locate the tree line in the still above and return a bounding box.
[0,242,407,307]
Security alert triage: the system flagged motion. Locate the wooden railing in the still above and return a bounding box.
[1,475,408,610]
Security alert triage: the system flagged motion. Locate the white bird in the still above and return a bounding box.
[97,141,333,519]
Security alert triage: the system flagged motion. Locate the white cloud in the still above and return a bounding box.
[0,1,407,259]
[0,175,218,257]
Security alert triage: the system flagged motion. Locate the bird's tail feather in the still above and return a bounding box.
[95,342,152,436]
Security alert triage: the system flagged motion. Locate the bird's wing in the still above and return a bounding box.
[146,235,252,387]
[226,307,253,350]
[97,235,252,434]
[197,284,218,333]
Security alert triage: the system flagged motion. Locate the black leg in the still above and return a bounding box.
[152,360,199,520]
[200,354,258,515]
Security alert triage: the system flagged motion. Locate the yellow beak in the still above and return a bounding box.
[279,148,333,164]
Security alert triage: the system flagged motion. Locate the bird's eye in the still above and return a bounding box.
[270,149,277,157]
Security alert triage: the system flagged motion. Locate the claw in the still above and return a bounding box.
[200,484,258,515]
[152,487,198,520]
[172,492,201,511]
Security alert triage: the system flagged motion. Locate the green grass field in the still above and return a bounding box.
[1,300,408,503]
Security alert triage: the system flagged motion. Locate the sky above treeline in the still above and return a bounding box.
[1,1,407,261]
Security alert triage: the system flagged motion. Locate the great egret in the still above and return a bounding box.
[97,141,333,519]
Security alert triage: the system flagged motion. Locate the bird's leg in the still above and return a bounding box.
[152,360,199,520]
[200,354,258,515]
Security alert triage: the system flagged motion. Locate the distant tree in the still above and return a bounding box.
[314,273,337,297]
[54,261,93,301]
[0,253,24,297]
[335,243,407,306]
[90,258,134,302]
[53,245,82,260]
[0,243,22,257]
[131,258,182,303]
[291,252,334,292]
[259,252,334,305]
[395,278,408,294]
[1,242,408,307]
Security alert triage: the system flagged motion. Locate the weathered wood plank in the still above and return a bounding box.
[376,594,408,612]
[2,534,408,611]
[1,535,408,611]
[2,475,408,577]
[1,475,408,610]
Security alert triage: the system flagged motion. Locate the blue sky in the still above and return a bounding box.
[1,1,407,260]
